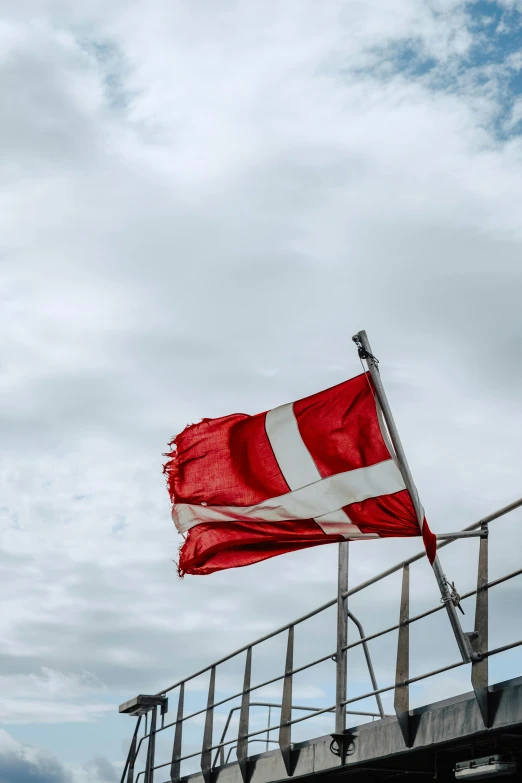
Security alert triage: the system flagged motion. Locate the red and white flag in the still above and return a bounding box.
[164,373,436,576]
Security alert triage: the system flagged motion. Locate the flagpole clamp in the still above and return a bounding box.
[352,335,379,366]
[440,579,465,615]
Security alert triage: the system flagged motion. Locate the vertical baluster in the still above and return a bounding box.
[126,731,137,783]
[279,626,294,776]
[335,542,349,737]
[201,667,216,783]
[472,524,489,726]
[170,683,184,783]
[144,706,158,783]
[237,647,252,783]
[394,564,410,747]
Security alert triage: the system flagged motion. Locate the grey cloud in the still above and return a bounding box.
[0,30,104,172]
[0,755,67,783]
[0,733,116,783]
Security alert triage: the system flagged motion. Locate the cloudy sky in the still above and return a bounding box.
[2,0,522,780]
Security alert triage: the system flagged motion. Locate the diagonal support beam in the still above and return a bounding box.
[347,610,385,719]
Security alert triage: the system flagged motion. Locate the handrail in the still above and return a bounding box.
[120,496,522,783]
[212,703,335,770]
[340,495,522,600]
[211,700,390,769]
[136,626,522,782]
[128,564,522,748]
[156,496,522,698]
[124,561,522,783]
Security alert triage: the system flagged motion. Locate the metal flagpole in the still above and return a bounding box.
[352,330,474,664]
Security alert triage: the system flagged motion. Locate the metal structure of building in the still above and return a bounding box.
[119,496,522,782]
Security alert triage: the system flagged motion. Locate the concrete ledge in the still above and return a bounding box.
[176,677,522,783]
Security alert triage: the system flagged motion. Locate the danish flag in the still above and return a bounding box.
[164,373,436,575]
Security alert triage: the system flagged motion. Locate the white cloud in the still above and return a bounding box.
[1,668,106,700]
[0,668,112,725]
[0,700,113,726]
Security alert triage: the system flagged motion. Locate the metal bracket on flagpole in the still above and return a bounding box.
[352,330,474,664]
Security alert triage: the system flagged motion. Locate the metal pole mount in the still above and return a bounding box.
[352,330,474,664]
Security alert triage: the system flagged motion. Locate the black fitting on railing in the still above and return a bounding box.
[330,730,357,763]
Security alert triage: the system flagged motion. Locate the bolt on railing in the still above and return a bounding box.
[119,495,522,783]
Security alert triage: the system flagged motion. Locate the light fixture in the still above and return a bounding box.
[455,755,518,780]
[119,694,168,717]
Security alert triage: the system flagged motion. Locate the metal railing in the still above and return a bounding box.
[119,495,522,783]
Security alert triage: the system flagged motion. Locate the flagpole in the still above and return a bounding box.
[352,330,473,664]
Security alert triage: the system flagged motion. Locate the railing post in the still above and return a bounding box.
[127,731,137,783]
[123,716,142,783]
[279,626,294,776]
[394,564,410,747]
[144,706,157,783]
[170,683,184,783]
[237,647,252,783]
[335,542,349,736]
[201,667,216,783]
[471,524,489,727]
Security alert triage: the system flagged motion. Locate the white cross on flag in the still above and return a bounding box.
[164,372,436,575]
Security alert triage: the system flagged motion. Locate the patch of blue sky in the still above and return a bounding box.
[349,4,519,77]
[111,515,127,536]
[511,70,522,94]
[373,2,522,139]
[466,1,522,71]
[384,41,438,79]
[80,38,133,112]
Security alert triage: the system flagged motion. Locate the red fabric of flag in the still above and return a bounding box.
[164,373,436,575]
